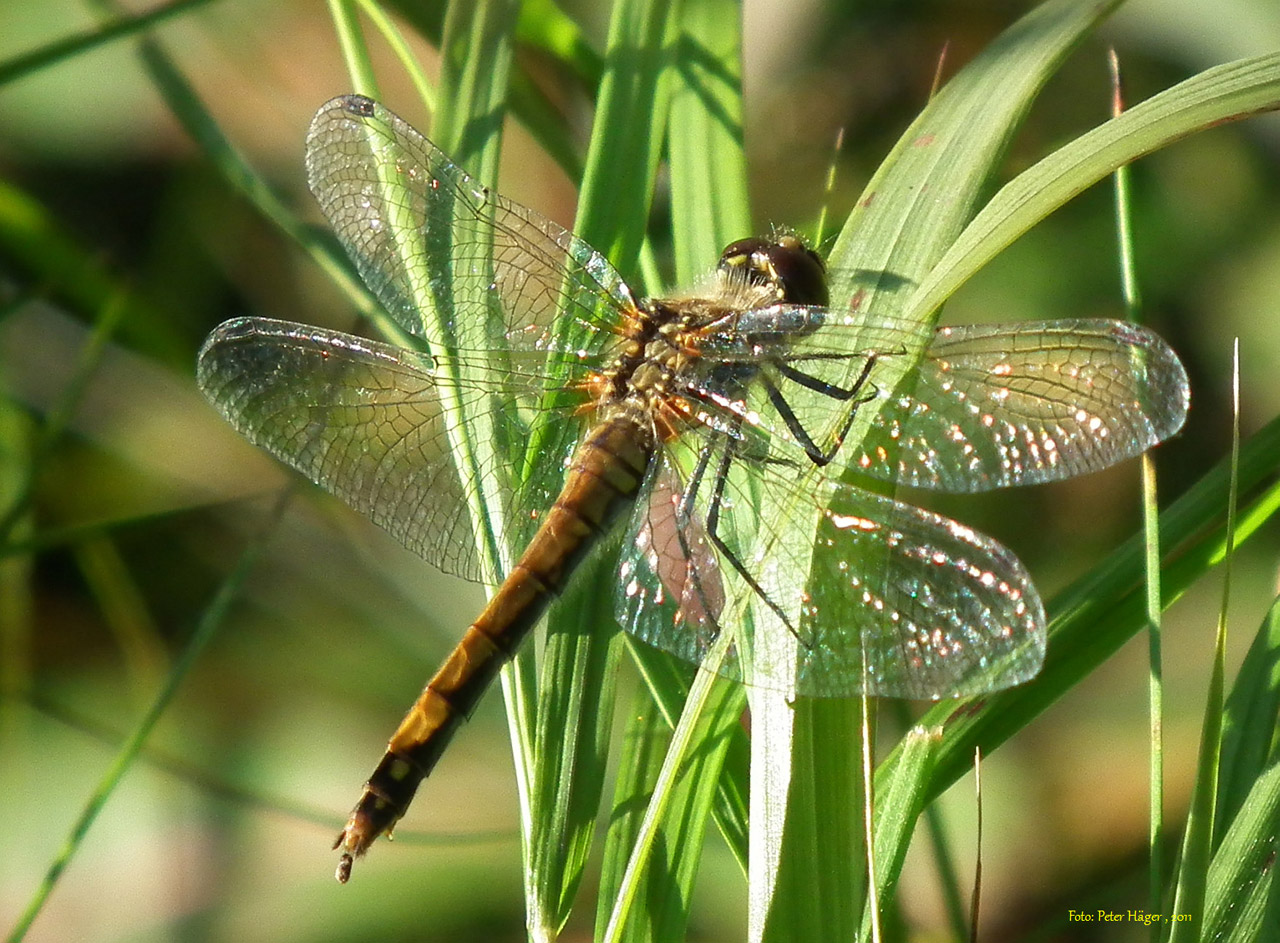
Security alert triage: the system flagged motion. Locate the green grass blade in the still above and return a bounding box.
[592,3,751,932]
[0,179,187,362]
[571,0,679,271]
[4,497,283,943]
[1169,352,1240,941]
[861,725,942,940]
[0,375,34,753]
[432,0,520,168]
[1197,595,1280,941]
[525,0,680,933]
[357,0,439,112]
[666,0,750,284]
[752,1,1127,933]
[597,686,675,942]
[1201,760,1280,942]
[1216,596,1280,842]
[509,0,597,182]
[517,0,603,89]
[0,0,214,87]
[905,52,1280,325]
[753,694,865,943]
[529,572,625,933]
[622,638,751,873]
[598,639,741,943]
[1107,50,1169,934]
[830,0,1126,328]
[328,0,381,99]
[104,21,397,345]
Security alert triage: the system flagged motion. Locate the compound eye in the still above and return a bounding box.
[717,236,828,307]
[765,240,827,307]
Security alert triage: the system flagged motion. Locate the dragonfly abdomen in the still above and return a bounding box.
[334,415,653,881]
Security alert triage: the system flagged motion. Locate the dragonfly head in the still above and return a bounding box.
[718,235,828,308]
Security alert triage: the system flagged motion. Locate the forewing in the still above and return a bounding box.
[304,95,635,360]
[849,319,1190,491]
[197,317,578,582]
[616,437,1044,699]
[690,312,1188,493]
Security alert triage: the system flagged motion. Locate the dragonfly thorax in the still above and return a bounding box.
[590,236,830,445]
[586,300,714,445]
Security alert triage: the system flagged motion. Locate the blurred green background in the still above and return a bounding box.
[1,1,1278,941]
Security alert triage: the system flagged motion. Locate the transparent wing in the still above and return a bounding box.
[663,303,903,468]
[848,319,1190,491]
[617,458,726,666]
[685,312,1189,493]
[197,317,580,582]
[305,94,636,358]
[616,440,1045,699]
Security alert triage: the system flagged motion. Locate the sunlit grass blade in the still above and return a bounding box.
[598,638,740,943]
[1201,746,1280,941]
[356,0,438,111]
[527,575,624,931]
[1196,591,1280,941]
[756,1,1128,932]
[329,0,381,100]
[859,725,942,937]
[905,51,1280,325]
[622,638,751,872]
[666,0,750,285]
[597,687,677,941]
[830,0,1126,331]
[748,693,867,942]
[592,0,752,928]
[1215,597,1280,840]
[1107,48,1168,932]
[570,0,679,272]
[1168,345,1240,940]
[517,0,603,88]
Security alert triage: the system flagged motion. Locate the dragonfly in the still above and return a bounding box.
[197,94,1190,883]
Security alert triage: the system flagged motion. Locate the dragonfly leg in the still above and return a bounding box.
[701,436,801,639]
[765,352,881,466]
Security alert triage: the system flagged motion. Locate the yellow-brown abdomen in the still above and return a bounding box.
[334,416,653,880]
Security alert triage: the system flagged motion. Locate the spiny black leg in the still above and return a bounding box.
[766,352,881,465]
[773,354,875,400]
[702,432,804,642]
